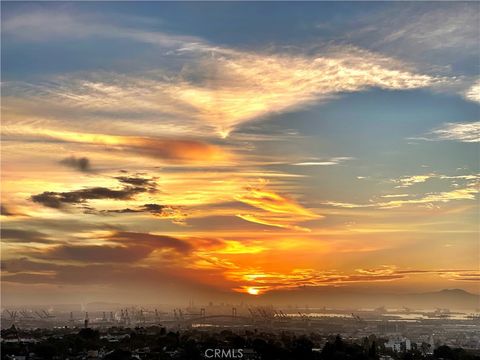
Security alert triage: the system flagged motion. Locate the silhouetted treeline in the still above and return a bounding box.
[2,326,479,360]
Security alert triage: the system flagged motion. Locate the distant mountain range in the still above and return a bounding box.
[402,289,479,310]
[263,288,480,310]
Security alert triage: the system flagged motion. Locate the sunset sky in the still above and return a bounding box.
[1,2,479,305]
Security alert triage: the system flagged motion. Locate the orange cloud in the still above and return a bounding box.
[228,268,399,295]
[226,266,480,295]
[234,182,320,231]
[235,185,317,217]
[236,214,311,232]
[211,240,267,255]
[6,128,231,163]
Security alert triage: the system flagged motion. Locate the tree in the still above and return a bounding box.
[104,349,132,360]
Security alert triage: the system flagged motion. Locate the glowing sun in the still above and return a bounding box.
[247,287,260,295]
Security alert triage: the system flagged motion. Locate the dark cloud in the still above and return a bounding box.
[0,258,219,294]
[109,231,192,253]
[59,156,91,172]
[99,203,171,216]
[31,175,158,210]
[102,208,140,214]
[44,244,153,263]
[1,257,60,273]
[1,228,52,244]
[1,205,15,216]
[2,273,55,284]
[2,258,161,286]
[12,218,121,233]
[3,231,192,265]
[115,176,156,188]
[141,203,166,213]
[31,186,146,209]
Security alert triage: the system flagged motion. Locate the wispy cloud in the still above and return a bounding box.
[380,194,410,198]
[236,214,311,232]
[2,9,450,138]
[343,4,479,69]
[292,157,353,166]
[409,122,480,143]
[377,5,479,53]
[325,184,478,209]
[430,122,480,143]
[325,172,479,209]
[394,174,434,188]
[234,181,320,231]
[464,80,480,103]
[165,46,443,137]
[339,4,479,101]
[236,184,316,217]
[2,9,204,49]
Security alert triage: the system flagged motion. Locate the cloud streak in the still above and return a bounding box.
[44,244,153,263]
[1,228,52,244]
[292,157,353,166]
[6,128,231,163]
[107,231,193,253]
[234,182,320,231]
[236,184,317,217]
[32,186,146,209]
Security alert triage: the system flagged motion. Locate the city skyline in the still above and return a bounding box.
[1,2,479,306]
